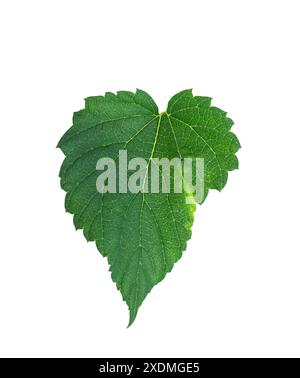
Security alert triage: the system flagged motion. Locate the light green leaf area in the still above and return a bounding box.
[58,89,240,326]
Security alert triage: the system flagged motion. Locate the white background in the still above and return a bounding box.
[0,0,299,357]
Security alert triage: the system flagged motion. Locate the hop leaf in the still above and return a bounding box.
[58,89,240,326]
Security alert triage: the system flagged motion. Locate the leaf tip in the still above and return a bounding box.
[127,308,138,328]
[127,319,135,329]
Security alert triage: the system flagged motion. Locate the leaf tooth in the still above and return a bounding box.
[116,91,135,103]
[105,92,117,100]
[167,89,193,114]
[134,89,159,115]
[194,96,212,108]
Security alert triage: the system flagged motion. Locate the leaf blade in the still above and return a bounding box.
[58,89,240,325]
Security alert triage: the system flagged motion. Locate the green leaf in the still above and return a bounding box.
[57,89,240,326]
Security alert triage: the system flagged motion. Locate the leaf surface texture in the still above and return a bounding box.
[58,89,240,325]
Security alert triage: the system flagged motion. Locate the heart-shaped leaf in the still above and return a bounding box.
[58,89,240,325]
